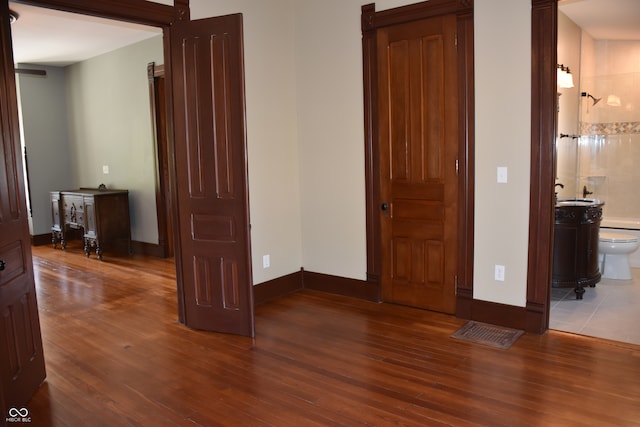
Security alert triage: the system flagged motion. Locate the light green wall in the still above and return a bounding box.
[17,65,73,236]
[66,35,164,244]
[194,0,534,308]
[18,35,164,245]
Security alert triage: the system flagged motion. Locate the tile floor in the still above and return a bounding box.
[550,267,640,345]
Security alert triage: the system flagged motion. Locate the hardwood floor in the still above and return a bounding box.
[25,243,640,426]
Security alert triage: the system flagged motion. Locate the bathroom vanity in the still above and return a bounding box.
[552,199,604,299]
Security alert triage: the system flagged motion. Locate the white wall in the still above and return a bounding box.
[473,0,530,306]
[66,35,164,244]
[293,1,366,279]
[190,0,303,285]
[191,0,534,308]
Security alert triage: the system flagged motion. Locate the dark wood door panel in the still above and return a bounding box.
[0,0,46,411]
[0,241,26,287]
[171,14,254,336]
[0,289,45,405]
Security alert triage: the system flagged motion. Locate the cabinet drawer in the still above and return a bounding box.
[63,196,84,227]
[51,192,62,230]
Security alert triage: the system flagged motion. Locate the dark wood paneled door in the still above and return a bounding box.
[171,14,254,336]
[0,0,46,416]
[148,62,174,259]
[153,74,174,259]
[378,14,458,314]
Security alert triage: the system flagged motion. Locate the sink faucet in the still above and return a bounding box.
[555,183,564,204]
[583,185,593,198]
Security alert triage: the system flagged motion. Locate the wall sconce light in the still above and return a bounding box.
[557,64,574,89]
[9,10,18,24]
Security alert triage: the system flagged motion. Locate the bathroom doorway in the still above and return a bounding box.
[552,0,640,345]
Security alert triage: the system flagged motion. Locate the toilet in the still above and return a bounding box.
[598,232,640,280]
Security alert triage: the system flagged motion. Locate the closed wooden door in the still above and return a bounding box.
[170,14,254,336]
[378,14,458,314]
[0,0,46,414]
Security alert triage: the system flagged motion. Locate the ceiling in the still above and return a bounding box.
[559,0,640,40]
[9,2,161,67]
[6,0,640,67]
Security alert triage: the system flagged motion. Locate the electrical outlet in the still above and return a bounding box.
[102,165,110,174]
[495,264,505,281]
[263,254,270,269]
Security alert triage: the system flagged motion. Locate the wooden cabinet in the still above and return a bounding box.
[50,189,131,260]
[552,201,603,299]
[50,191,62,244]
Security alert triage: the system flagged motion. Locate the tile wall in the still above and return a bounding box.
[578,72,640,219]
[557,38,640,221]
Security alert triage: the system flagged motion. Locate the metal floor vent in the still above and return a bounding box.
[451,321,524,350]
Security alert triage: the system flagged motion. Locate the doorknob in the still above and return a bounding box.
[0,260,5,271]
[381,202,391,217]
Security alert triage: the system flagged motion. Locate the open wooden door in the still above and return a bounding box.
[170,14,254,336]
[0,0,46,417]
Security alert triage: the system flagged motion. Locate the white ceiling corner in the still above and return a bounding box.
[559,0,640,41]
[9,1,162,67]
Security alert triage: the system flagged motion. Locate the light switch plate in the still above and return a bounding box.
[497,166,508,183]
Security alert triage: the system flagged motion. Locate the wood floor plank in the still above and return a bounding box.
[21,244,640,426]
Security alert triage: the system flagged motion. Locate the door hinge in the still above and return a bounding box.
[455,159,459,175]
[455,33,458,48]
